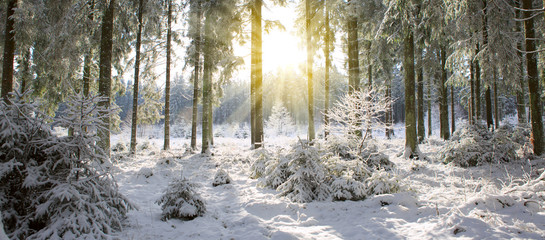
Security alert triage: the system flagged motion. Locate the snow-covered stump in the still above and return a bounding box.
[156,177,206,221]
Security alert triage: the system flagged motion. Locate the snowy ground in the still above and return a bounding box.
[110,132,545,240]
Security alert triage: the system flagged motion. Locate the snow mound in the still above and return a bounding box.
[212,169,232,187]
[156,176,206,221]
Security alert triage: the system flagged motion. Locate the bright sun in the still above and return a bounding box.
[262,30,306,73]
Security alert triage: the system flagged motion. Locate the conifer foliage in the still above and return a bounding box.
[0,93,133,239]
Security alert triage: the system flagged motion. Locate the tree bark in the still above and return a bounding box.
[416,45,425,143]
[404,28,417,157]
[523,0,544,155]
[439,46,450,140]
[324,1,330,139]
[469,61,475,124]
[493,69,499,130]
[516,2,526,124]
[251,0,264,148]
[190,0,202,150]
[201,8,213,154]
[164,0,172,150]
[451,85,455,134]
[98,0,115,158]
[1,0,18,103]
[347,11,359,93]
[485,87,493,129]
[428,75,432,136]
[474,46,482,121]
[83,0,94,97]
[130,0,144,154]
[306,0,315,141]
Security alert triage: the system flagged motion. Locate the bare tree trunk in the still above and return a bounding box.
[451,85,455,134]
[83,0,94,97]
[404,28,417,157]
[251,0,264,148]
[439,46,450,140]
[306,0,315,142]
[428,76,432,136]
[98,0,115,158]
[469,61,475,124]
[201,8,213,154]
[485,87,493,129]
[190,0,202,151]
[515,3,526,124]
[416,45,425,143]
[324,0,330,139]
[1,0,18,103]
[347,10,359,93]
[475,46,482,121]
[493,69,499,130]
[523,0,543,155]
[130,0,144,154]
[164,0,172,150]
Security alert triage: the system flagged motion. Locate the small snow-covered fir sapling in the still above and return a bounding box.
[156,176,206,221]
[212,169,232,186]
[265,104,296,137]
[277,141,331,203]
[0,93,134,239]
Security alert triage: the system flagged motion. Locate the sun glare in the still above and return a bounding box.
[262,30,305,73]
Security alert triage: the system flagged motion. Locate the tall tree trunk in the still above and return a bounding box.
[516,2,526,124]
[324,1,330,139]
[416,45,425,143]
[451,85,455,134]
[98,0,115,158]
[190,0,202,151]
[439,46,450,140]
[428,76,432,136]
[83,0,94,97]
[130,0,144,154]
[485,87,493,129]
[469,61,475,124]
[386,77,393,139]
[493,69,499,130]
[1,0,17,103]
[164,0,172,150]
[474,46,482,121]
[306,0,315,141]
[251,0,264,148]
[404,28,417,157]
[201,8,213,154]
[523,0,544,155]
[347,11,359,93]
[18,48,31,93]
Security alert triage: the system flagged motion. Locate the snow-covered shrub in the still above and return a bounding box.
[365,169,403,196]
[326,156,371,201]
[265,104,296,137]
[213,169,232,186]
[0,93,133,239]
[171,121,190,138]
[440,123,518,167]
[112,141,128,152]
[137,141,153,151]
[235,123,250,139]
[156,177,206,221]
[250,148,274,179]
[137,167,154,178]
[277,141,331,203]
[321,136,393,170]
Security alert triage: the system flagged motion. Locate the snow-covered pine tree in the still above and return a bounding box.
[156,176,206,221]
[0,92,134,239]
[265,104,296,137]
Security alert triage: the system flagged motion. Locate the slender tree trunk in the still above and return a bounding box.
[209,104,213,146]
[201,8,213,154]
[428,76,432,136]
[347,12,359,93]
[1,0,17,102]
[98,0,115,158]
[523,0,544,155]
[130,0,144,154]
[190,0,202,150]
[451,85,455,134]
[475,46,482,121]
[324,1,330,139]
[83,0,94,97]
[404,28,417,157]
[164,0,172,150]
[19,48,31,93]
[469,61,475,124]
[306,0,315,142]
[493,69,499,130]
[386,77,393,139]
[251,0,264,148]
[439,46,450,140]
[516,2,526,124]
[416,45,425,143]
[485,87,493,129]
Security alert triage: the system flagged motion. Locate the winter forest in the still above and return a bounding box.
[2,0,545,239]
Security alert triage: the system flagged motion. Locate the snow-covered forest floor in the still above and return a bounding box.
[111,130,545,240]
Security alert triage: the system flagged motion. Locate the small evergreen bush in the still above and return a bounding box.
[156,176,206,221]
[212,169,232,186]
